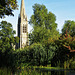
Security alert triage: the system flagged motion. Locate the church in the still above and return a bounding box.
[17,0,29,48]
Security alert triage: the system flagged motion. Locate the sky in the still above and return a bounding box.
[0,0,75,36]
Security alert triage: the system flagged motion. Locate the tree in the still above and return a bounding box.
[30,4,57,30]
[0,21,19,52]
[52,30,75,68]
[29,4,59,45]
[29,43,46,65]
[0,21,19,68]
[29,26,50,44]
[29,4,59,66]
[62,20,75,37]
[0,0,18,18]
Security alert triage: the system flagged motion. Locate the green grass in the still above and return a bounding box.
[0,68,11,75]
[33,66,63,70]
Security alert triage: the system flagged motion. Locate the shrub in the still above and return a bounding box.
[70,61,75,69]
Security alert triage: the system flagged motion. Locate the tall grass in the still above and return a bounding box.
[0,68,11,75]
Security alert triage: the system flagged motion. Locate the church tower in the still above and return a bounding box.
[18,0,28,48]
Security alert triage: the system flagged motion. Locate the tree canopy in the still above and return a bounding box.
[62,20,75,37]
[30,4,57,30]
[29,4,59,45]
[0,21,19,52]
[0,0,18,18]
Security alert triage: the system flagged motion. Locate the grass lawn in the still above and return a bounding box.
[33,66,63,71]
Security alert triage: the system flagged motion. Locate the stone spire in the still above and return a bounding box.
[17,0,28,49]
[20,0,25,17]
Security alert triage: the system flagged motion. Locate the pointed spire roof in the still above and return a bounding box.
[20,0,26,17]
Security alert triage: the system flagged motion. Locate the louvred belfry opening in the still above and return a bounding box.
[23,25,27,33]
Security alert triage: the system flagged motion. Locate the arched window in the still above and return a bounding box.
[23,25,27,33]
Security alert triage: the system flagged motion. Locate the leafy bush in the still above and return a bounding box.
[28,43,46,65]
[70,61,75,69]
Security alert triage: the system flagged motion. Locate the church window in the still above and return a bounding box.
[23,25,27,33]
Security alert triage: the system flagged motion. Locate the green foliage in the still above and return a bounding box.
[51,20,75,68]
[25,43,57,66]
[29,43,46,65]
[29,26,50,44]
[62,20,75,37]
[29,4,59,45]
[51,39,69,67]
[29,26,59,45]
[30,4,57,29]
[0,43,56,68]
[0,21,19,52]
[30,4,47,27]
[0,68,11,75]
[70,61,75,69]
[29,3,59,66]
[0,21,19,70]
[0,0,18,18]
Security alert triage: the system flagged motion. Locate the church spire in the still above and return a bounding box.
[17,0,28,49]
[20,0,26,17]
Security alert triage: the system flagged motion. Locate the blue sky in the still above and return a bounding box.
[0,0,75,36]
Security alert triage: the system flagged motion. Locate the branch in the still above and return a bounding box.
[64,45,75,52]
